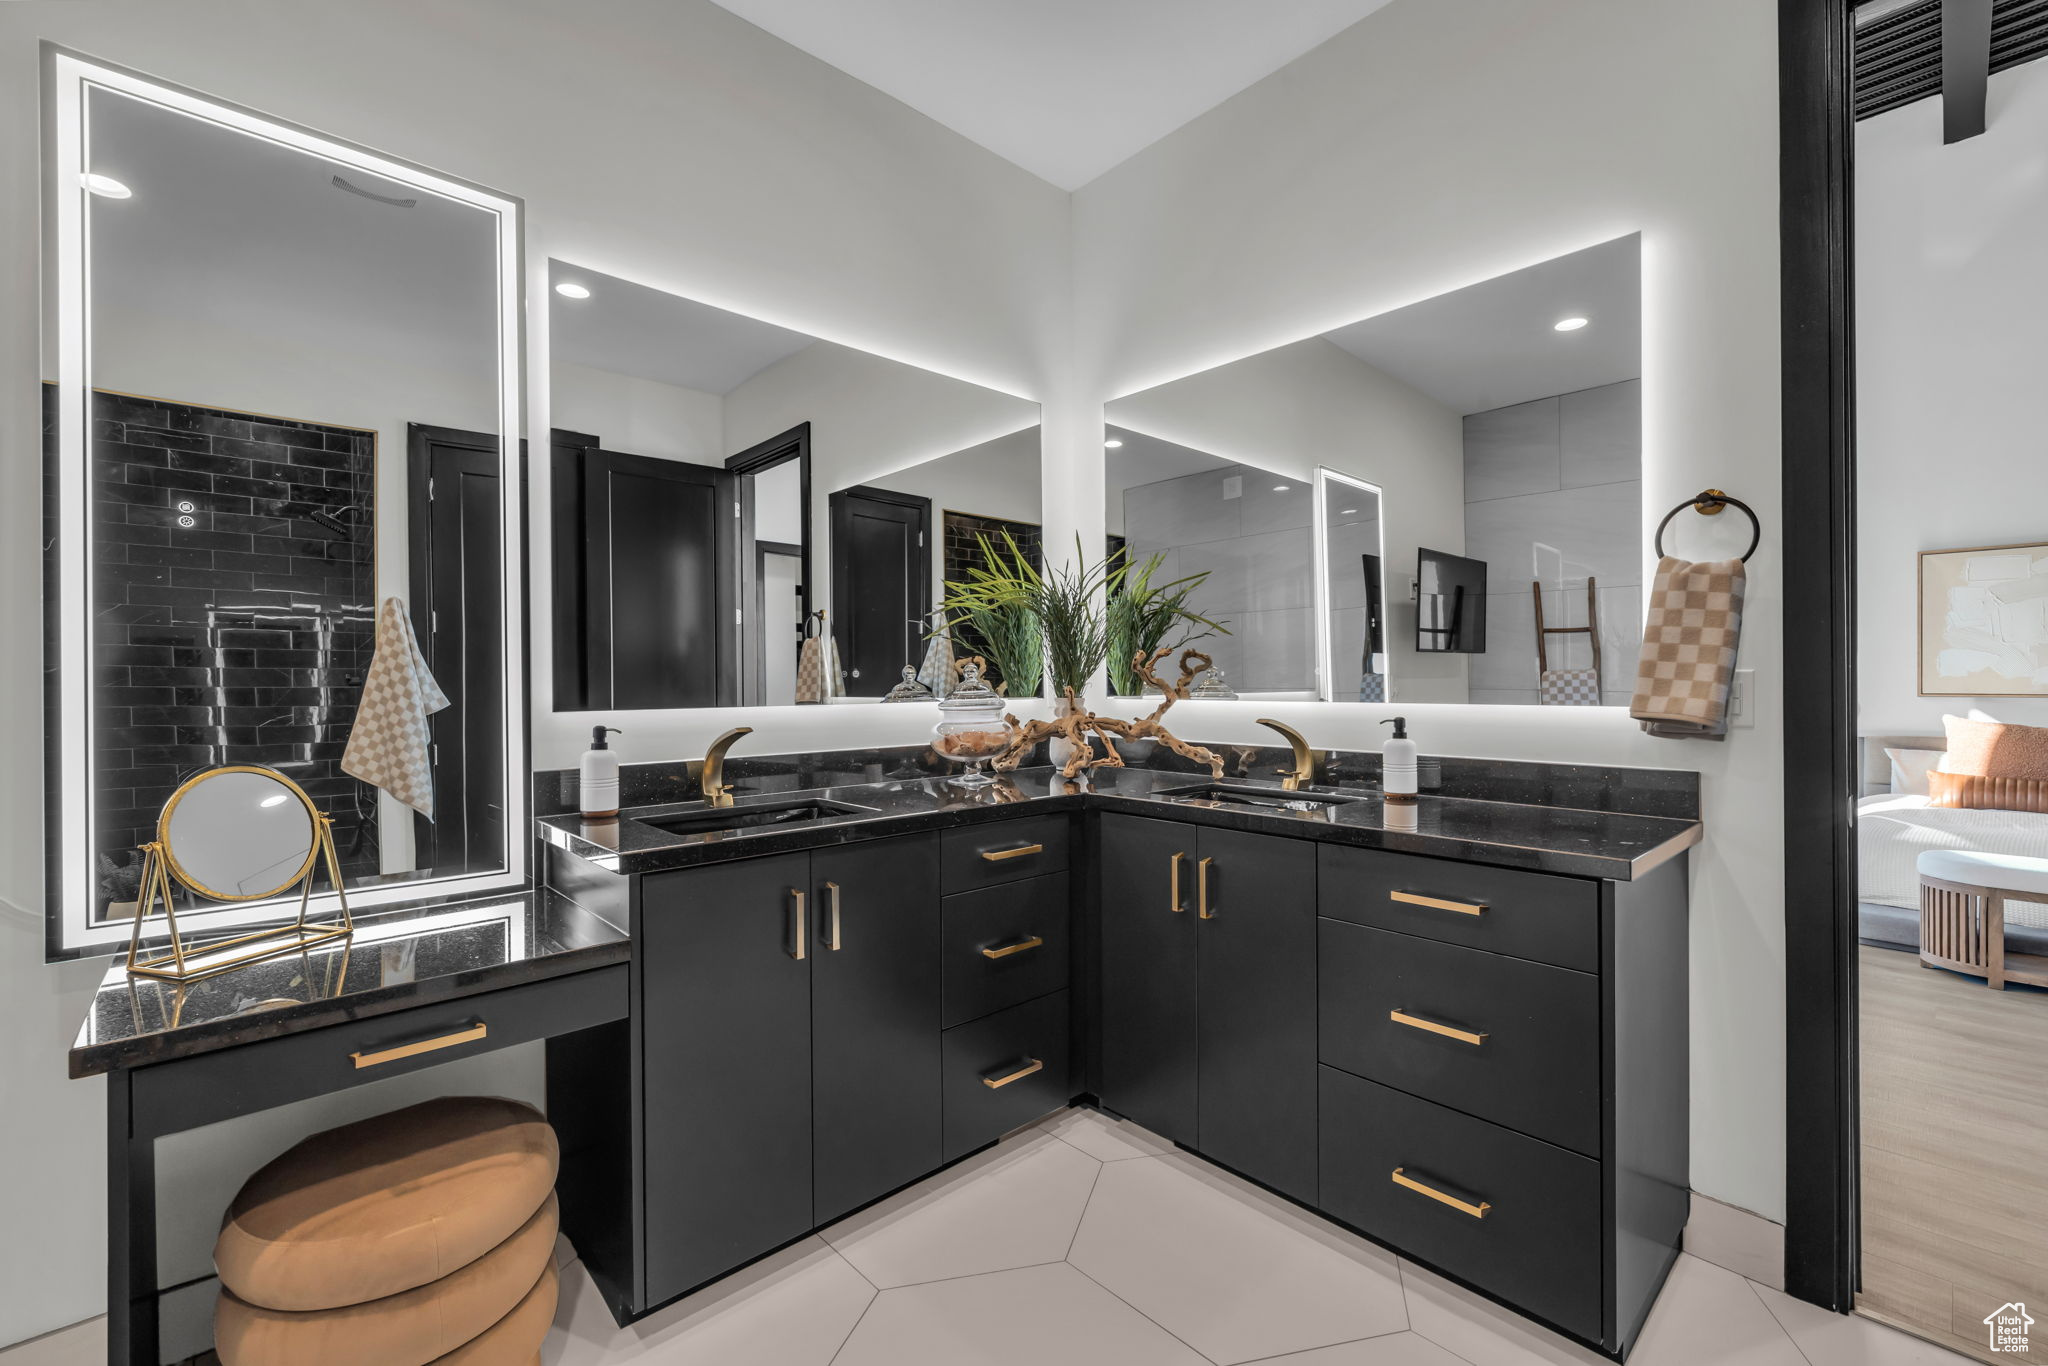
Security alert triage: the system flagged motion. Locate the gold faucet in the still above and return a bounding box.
[700,727,753,808]
[1255,718,1326,792]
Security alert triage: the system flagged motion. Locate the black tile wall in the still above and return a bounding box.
[941,512,1042,693]
[71,391,381,896]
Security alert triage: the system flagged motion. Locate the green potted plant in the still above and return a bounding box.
[1106,551,1229,697]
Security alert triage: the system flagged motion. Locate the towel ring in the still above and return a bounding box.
[1654,489,1759,563]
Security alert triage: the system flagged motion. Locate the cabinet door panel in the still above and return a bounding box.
[1097,813,1198,1145]
[811,836,943,1223]
[1196,826,1318,1202]
[642,856,813,1303]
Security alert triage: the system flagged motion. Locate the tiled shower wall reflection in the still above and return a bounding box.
[70,390,379,906]
[1461,379,1643,706]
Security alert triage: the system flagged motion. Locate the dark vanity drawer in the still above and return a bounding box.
[1319,845,1598,972]
[941,815,1070,894]
[1319,920,1599,1155]
[941,989,1071,1160]
[943,873,1071,1028]
[1319,1067,1601,1342]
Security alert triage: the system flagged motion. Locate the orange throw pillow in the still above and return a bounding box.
[1928,769,2048,814]
[1941,715,2048,781]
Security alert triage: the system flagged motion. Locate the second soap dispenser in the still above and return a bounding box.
[1380,716,1417,806]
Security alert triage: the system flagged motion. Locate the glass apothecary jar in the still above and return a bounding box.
[931,661,1011,786]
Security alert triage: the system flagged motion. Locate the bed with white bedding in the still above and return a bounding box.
[1856,793,2048,951]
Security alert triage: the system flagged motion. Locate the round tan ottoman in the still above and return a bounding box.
[427,1260,558,1366]
[215,1095,558,1312]
[214,1193,557,1366]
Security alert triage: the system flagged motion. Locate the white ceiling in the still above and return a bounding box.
[1323,234,1642,415]
[1104,426,1237,496]
[548,261,817,395]
[703,0,1396,190]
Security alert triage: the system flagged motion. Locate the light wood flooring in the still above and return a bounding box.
[1859,944,2048,1362]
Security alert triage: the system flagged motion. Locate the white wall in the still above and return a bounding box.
[549,363,725,464]
[0,0,1069,1349]
[1856,58,2048,735]
[1108,334,1468,702]
[1074,0,1785,1221]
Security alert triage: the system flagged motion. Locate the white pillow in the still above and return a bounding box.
[1886,747,1945,796]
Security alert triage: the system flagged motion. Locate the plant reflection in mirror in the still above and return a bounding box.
[1106,551,1230,697]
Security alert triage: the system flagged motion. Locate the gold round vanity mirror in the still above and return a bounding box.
[158,766,321,901]
[126,765,354,983]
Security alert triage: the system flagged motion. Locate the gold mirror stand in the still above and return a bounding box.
[125,811,354,984]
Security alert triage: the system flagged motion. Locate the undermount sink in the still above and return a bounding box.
[1154,783,1361,814]
[636,798,875,837]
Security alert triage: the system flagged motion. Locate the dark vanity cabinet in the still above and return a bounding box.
[639,833,940,1303]
[1097,813,1318,1203]
[1095,815,1689,1356]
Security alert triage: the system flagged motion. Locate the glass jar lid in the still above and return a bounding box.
[1188,664,1239,699]
[938,660,1002,712]
[882,666,935,702]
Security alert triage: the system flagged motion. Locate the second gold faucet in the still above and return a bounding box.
[700,726,753,808]
[1255,718,1327,791]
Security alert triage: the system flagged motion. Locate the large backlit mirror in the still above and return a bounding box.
[547,262,1041,706]
[44,55,525,957]
[1105,232,1641,705]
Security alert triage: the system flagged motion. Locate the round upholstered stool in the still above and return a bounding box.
[215,1193,557,1366]
[1917,849,2048,990]
[215,1095,557,1311]
[213,1095,560,1366]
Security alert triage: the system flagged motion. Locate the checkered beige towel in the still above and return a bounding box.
[1541,668,1602,706]
[1630,556,1746,740]
[342,598,451,816]
[796,629,842,704]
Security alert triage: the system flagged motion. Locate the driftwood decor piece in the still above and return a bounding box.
[992,647,1227,781]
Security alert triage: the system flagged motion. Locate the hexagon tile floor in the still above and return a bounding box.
[0,1108,1978,1366]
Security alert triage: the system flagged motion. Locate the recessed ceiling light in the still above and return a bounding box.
[259,794,288,809]
[1339,507,1358,515]
[83,173,131,199]
[1103,438,1123,448]
[1553,316,1589,332]
[555,281,591,299]
[1273,484,1289,492]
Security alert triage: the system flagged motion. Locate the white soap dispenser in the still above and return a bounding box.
[581,726,623,820]
[1380,717,1417,806]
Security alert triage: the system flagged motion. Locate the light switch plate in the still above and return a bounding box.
[1731,669,1755,727]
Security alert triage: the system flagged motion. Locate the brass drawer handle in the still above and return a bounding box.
[790,888,807,960]
[351,1022,487,1070]
[825,881,843,951]
[1390,890,1487,917]
[1169,850,1187,913]
[982,1057,1044,1089]
[1392,1167,1491,1219]
[981,935,1045,960]
[1197,856,1216,919]
[1390,1009,1488,1046]
[981,843,1044,863]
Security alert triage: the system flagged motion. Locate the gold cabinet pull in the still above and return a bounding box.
[1390,890,1487,917]
[982,1057,1044,1089]
[1392,1167,1491,1219]
[1390,1009,1488,1046]
[981,935,1045,960]
[790,888,807,960]
[351,1022,487,1070]
[1170,850,1187,913]
[981,843,1044,863]
[825,881,843,951]
[1197,856,1216,919]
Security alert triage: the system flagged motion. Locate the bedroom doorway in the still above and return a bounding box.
[1839,4,2048,1359]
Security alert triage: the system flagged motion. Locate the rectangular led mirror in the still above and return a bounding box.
[547,262,1041,707]
[43,53,525,957]
[1105,233,1642,705]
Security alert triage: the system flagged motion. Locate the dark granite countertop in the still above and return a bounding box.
[69,890,627,1078]
[538,764,1701,883]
